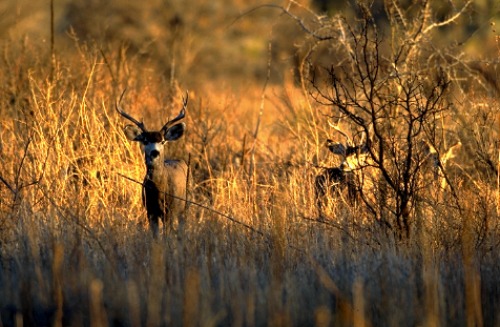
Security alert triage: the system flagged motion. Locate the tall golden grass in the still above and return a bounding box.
[0,1,500,326]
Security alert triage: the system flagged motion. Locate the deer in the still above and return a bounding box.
[315,128,462,226]
[315,138,371,212]
[116,90,189,235]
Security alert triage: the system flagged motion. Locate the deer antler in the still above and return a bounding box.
[161,91,188,131]
[328,119,353,145]
[116,88,146,132]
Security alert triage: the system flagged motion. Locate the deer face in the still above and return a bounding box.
[123,124,185,169]
[116,89,187,170]
[325,139,371,170]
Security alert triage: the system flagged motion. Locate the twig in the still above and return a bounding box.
[0,175,15,195]
[421,1,472,37]
[230,4,333,41]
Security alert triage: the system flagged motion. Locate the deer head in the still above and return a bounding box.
[116,90,188,170]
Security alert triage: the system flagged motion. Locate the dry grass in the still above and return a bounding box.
[1,1,500,326]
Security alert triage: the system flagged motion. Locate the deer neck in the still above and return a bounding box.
[146,157,166,181]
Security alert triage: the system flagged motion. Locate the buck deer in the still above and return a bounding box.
[117,90,188,235]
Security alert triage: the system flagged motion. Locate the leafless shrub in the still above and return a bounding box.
[278,1,473,238]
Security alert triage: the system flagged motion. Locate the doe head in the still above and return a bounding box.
[325,139,370,170]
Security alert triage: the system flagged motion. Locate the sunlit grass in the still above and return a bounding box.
[1,1,500,326]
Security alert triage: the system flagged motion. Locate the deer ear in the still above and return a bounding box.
[326,140,346,156]
[123,125,143,141]
[163,123,185,141]
[441,142,462,164]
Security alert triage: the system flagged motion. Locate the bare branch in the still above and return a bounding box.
[0,175,16,195]
[421,1,472,36]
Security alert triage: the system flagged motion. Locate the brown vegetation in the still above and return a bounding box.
[0,0,500,326]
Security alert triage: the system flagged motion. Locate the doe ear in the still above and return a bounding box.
[326,140,347,156]
[441,142,462,165]
[123,125,144,141]
[163,122,185,142]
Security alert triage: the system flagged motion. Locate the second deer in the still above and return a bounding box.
[315,139,370,211]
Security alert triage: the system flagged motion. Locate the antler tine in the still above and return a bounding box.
[182,90,189,110]
[115,88,146,132]
[162,91,188,131]
[327,119,352,145]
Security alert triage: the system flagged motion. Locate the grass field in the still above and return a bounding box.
[1,0,500,326]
